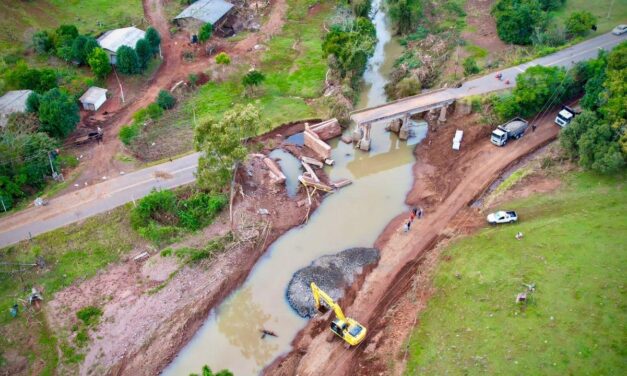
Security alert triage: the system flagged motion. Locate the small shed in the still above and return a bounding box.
[79,87,108,111]
[0,89,33,127]
[97,26,146,64]
[174,0,235,32]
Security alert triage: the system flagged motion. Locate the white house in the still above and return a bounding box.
[79,87,108,111]
[97,26,146,64]
[0,89,33,127]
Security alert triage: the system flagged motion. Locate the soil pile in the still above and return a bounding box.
[286,247,379,318]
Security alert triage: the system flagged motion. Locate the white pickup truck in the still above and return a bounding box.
[486,210,518,225]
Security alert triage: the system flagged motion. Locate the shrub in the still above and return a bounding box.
[145,26,161,55]
[395,76,421,97]
[565,11,597,37]
[215,52,230,65]
[58,154,79,169]
[146,103,164,120]
[156,90,176,109]
[177,193,227,230]
[76,306,102,326]
[130,189,178,230]
[26,92,40,113]
[119,123,140,145]
[88,48,112,79]
[463,57,480,75]
[32,31,53,54]
[198,23,213,42]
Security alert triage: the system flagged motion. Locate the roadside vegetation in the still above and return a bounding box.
[405,170,626,375]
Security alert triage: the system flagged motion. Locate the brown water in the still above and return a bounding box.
[162,2,419,375]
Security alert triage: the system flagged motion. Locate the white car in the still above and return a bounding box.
[612,25,627,35]
[487,210,518,225]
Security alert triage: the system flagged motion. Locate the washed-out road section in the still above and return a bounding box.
[1,32,625,248]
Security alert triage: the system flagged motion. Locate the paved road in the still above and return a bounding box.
[1,32,624,247]
[351,32,627,124]
[0,153,200,247]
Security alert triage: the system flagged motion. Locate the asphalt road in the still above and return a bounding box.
[1,32,625,247]
[351,32,627,124]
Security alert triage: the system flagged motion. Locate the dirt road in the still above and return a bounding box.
[265,110,562,375]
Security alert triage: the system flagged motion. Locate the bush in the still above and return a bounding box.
[156,90,176,109]
[130,189,178,230]
[198,23,213,42]
[145,27,161,56]
[38,88,80,138]
[76,306,102,326]
[463,57,480,75]
[565,11,597,37]
[215,52,230,65]
[32,31,53,54]
[177,193,227,230]
[146,103,164,120]
[119,123,140,145]
[395,76,421,97]
[58,154,79,169]
[26,92,40,113]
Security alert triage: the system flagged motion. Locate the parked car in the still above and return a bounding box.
[487,210,518,225]
[612,24,627,35]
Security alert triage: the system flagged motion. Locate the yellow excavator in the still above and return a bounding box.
[310,282,367,346]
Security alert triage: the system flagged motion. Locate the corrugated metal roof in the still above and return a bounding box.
[79,87,107,104]
[174,0,234,25]
[0,90,33,127]
[97,26,146,54]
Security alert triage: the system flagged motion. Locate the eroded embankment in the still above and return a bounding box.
[263,107,561,376]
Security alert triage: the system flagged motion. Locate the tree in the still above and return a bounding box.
[26,92,40,113]
[352,0,371,18]
[32,31,53,54]
[156,90,176,110]
[5,63,58,93]
[493,0,545,45]
[198,23,213,43]
[116,46,140,74]
[88,48,112,79]
[388,0,420,35]
[242,70,265,96]
[463,57,480,75]
[146,103,164,120]
[53,24,79,61]
[565,11,597,37]
[145,26,161,55]
[37,88,79,138]
[83,37,100,61]
[135,38,152,69]
[71,35,89,64]
[578,122,624,173]
[195,104,264,193]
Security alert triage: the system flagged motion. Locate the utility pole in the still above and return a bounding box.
[48,151,56,177]
[0,196,6,212]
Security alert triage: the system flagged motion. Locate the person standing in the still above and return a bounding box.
[418,207,424,219]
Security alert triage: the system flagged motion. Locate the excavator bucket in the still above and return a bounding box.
[317,303,330,314]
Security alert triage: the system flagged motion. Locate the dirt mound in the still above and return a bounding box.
[286,247,379,318]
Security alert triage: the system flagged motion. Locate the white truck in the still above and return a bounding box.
[554,105,580,128]
[487,210,518,225]
[490,117,529,147]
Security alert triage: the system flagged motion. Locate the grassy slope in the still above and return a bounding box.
[189,0,329,131]
[405,172,626,375]
[554,0,627,34]
[0,206,143,373]
[0,0,144,50]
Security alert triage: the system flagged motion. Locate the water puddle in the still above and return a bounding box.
[162,2,416,375]
[285,132,304,146]
[268,149,302,198]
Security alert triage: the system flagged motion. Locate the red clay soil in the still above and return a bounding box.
[67,0,288,189]
[42,122,327,376]
[263,108,561,375]
[462,0,510,57]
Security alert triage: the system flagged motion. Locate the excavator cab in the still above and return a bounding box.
[310,282,367,346]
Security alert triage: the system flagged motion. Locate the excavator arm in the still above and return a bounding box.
[310,282,346,322]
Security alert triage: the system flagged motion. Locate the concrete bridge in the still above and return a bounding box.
[350,32,627,130]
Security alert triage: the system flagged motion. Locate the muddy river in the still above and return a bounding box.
[162,2,420,375]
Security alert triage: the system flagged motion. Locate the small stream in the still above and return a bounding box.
[162,1,420,375]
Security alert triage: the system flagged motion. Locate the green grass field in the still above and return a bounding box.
[0,0,144,50]
[405,171,627,375]
[554,0,627,34]
[188,0,330,131]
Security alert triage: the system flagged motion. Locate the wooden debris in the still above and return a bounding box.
[260,329,278,339]
[301,156,323,168]
[324,158,334,166]
[133,252,149,262]
[301,161,320,182]
[332,178,352,189]
[298,175,334,192]
[341,135,353,144]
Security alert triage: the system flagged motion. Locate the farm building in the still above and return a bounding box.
[174,0,236,36]
[97,26,146,64]
[79,87,108,111]
[0,90,33,127]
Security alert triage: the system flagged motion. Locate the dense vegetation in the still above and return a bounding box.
[130,189,227,245]
[560,42,626,173]
[405,171,626,374]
